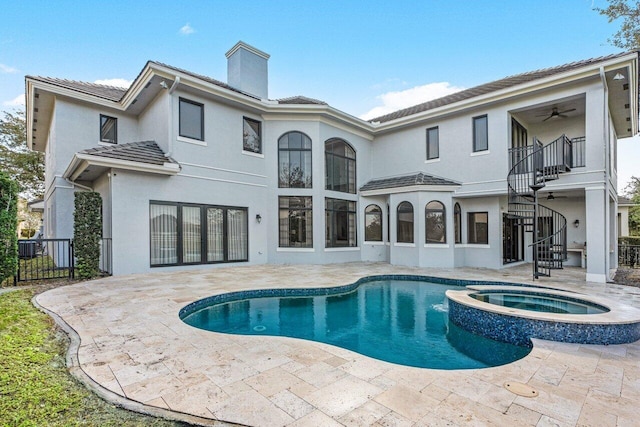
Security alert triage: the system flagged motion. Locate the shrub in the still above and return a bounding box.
[0,172,19,284]
[619,236,640,246]
[73,192,102,279]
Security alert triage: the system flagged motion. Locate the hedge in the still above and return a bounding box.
[0,172,19,284]
[73,192,102,279]
[619,236,640,246]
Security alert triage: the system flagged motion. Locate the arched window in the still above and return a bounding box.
[454,203,461,244]
[425,201,446,244]
[325,138,356,193]
[364,204,382,241]
[397,202,414,243]
[278,132,312,188]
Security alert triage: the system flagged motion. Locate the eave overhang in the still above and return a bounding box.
[63,152,180,182]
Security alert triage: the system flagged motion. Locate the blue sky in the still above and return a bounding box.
[1,0,638,188]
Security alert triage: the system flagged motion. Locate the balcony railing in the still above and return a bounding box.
[570,136,585,168]
[509,135,585,171]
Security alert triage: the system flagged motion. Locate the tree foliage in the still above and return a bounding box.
[0,110,44,199]
[0,172,19,284]
[73,192,102,279]
[596,0,640,49]
[624,176,640,235]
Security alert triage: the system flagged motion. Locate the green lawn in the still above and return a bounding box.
[0,288,186,426]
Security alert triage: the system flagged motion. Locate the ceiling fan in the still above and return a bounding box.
[536,107,577,122]
[545,192,568,200]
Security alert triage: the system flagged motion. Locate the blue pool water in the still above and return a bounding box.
[470,291,609,315]
[180,279,531,369]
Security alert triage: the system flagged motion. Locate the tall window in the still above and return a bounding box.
[468,212,489,244]
[278,132,312,188]
[454,203,462,244]
[325,198,357,247]
[364,204,383,242]
[473,115,488,152]
[425,201,446,244]
[179,98,204,141]
[397,202,414,243]
[325,138,356,193]
[426,127,439,160]
[279,196,313,247]
[150,202,247,266]
[100,115,117,144]
[243,117,262,153]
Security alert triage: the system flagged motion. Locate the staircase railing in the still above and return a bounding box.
[507,135,569,279]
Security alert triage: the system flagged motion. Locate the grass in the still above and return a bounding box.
[0,287,186,427]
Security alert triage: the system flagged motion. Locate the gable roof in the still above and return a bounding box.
[370,52,635,123]
[360,172,459,192]
[78,140,177,166]
[277,95,327,105]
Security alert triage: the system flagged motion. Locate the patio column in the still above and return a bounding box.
[585,186,607,283]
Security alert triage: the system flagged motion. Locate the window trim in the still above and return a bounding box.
[278,131,313,188]
[325,138,357,194]
[278,196,313,248]
[467,211,489,245]
[149,201,248,267]
[99,114,117,144]
[426,126,439,160]
[178,97,205,141]
[325,197,357,248]
[454,203,462,244]
[364,204,383,242]
[396,201,414,244]
[472,115,488,153]
[242,116,262,154]
[425,200,446,244]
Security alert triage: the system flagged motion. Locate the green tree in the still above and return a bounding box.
[0,172,19,284]
[0,110,44,199]
[596,0,640,49]
[624,176,640,235]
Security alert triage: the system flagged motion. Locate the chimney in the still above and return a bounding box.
[225,41,270,99]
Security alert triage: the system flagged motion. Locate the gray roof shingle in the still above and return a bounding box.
[371,52,635,123]
[26,76,127,101]
[619,196,637,205]
[79,141,177,166]
[277,95,327,105]
[360,172,459,192]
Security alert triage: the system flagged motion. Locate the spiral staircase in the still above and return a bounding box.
[507,135,572,279]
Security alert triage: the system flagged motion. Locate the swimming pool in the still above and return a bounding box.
[180,278,531,370]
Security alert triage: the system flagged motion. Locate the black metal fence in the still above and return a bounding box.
[619,244,640,268]
[14,237,113,283]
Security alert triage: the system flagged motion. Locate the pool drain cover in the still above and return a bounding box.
[504,382,538,398]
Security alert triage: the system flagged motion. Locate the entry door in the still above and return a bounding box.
[503,214,523,264]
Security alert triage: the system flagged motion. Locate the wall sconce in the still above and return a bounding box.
[613,72,626,81]
[256,214,262,223]
[573,219,580,228]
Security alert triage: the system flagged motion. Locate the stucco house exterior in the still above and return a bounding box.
[618,196,638,237]
[25,42,638,283]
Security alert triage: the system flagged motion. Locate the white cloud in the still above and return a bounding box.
[179,23,195,35]
[0,63,18,74]
[360,82,465,121]
[93,78,132,88]
[3,94,25,107]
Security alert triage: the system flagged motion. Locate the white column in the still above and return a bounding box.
[585,186,607,283]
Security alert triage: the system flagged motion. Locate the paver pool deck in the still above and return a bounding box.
[36,263,640,426]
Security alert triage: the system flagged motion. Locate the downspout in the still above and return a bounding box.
[165,76,180,158]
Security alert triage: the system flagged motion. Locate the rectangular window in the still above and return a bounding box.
[473,115,488,152]
[179,98,204,141]
[243,117,262,153]
[426,126,439,160]
[325,198,357,247]
[468,212,488,244]
[150,202,247,266]
[279,196,313,247]
[100,115,117,144]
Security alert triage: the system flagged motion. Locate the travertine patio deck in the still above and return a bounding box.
[36,263,640,426]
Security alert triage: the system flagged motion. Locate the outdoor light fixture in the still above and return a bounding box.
[256,214,262,223]
[613,73,626,80]
[574,219,580,228]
